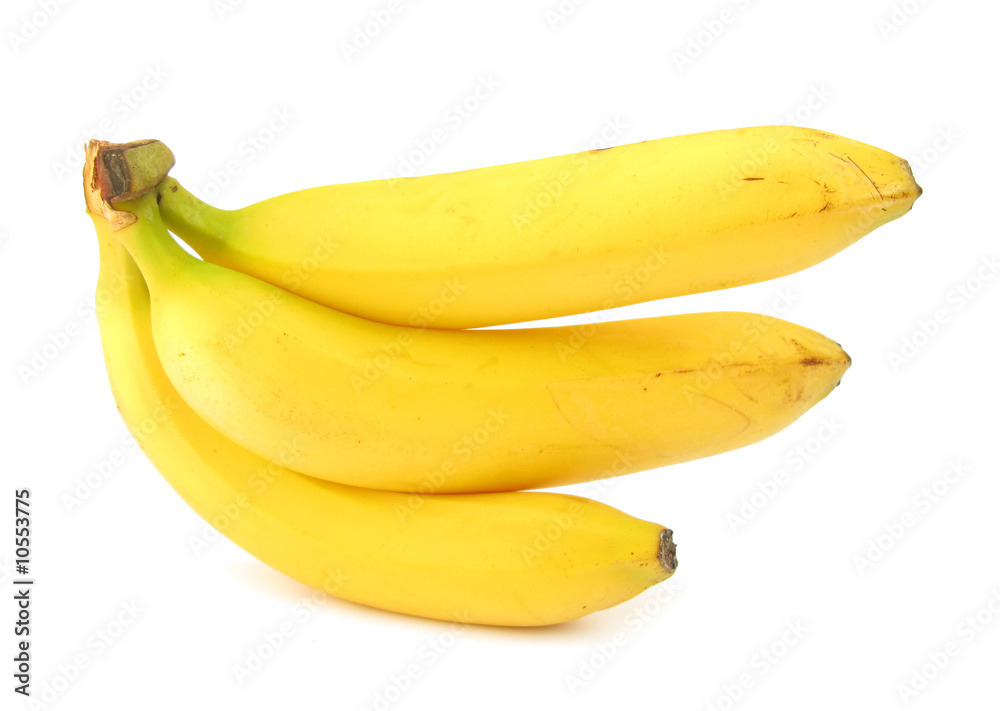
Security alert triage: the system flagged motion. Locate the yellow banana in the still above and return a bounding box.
[112,192,850,493]
[155,125,920,328]
[89,203,677,627]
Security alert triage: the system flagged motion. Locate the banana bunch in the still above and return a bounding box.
[83,127,920,626]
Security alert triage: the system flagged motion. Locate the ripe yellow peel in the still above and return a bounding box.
[114,193,850,494]
[91,208,675,627]
[157,125,920,328]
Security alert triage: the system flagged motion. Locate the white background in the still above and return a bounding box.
[2,0,998,709]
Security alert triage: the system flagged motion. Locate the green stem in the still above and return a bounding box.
[156,177,237,255]
[84,139,194,292]
[113,192,197,290]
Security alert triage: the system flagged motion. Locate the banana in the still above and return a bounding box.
[110,191,850,493]
[89,203,677,627]
[155,125,920,328]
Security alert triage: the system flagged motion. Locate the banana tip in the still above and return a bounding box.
[658,528,677,575]
[900,158,923,200]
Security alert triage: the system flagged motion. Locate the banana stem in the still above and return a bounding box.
[84,138,194,286]
[84,139,175,231]
[157,177,235,249]
[113,193,196,289]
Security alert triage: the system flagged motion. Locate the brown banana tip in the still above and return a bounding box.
[900,158,923,199]
[658,528,677,575]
